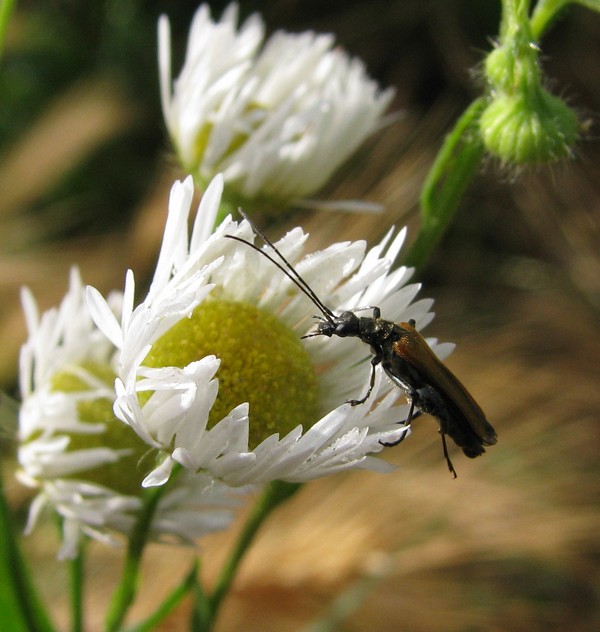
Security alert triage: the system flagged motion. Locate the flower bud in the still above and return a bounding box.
[481,29,578,166]
[480,89,577,165]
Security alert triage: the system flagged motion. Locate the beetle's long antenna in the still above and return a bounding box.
[225,209,335,322]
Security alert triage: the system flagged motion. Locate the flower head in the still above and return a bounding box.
[158,3,394,204]
[17,269,243,559]
[87,175,453,489]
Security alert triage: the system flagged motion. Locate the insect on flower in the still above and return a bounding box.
[226,211,497,477]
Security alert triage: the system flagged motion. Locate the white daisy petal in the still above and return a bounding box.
[190,173,224,252]
[142,456,175,488]
[86,285,124,350]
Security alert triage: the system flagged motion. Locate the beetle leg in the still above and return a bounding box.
[405,399,415,424]
[441,432,458,479]
[347,353,381,406]
[380,400,416,447]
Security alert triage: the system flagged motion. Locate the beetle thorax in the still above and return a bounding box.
[357,315,396,348]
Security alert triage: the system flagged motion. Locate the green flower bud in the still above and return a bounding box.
[484,46,518,92]
[479,89,577,165]
[480,2,580,168]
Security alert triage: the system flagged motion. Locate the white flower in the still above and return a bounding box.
[158,3,394,203]
[18,269,244,559]
[87,175,454,489]
[18,268,124,481]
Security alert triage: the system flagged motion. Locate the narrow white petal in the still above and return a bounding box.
[157,14,173,127]
[142,456,175,487]
[86,286,123,349]
[190,173,224,252]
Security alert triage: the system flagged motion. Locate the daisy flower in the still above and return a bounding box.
[17,269,244,559]
[87,174,454,489]
[158,3,394,205]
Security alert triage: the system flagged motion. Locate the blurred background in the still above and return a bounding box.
[1,1,599,630]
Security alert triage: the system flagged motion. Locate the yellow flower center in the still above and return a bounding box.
[144,300,319,449]
[51,362,148,496]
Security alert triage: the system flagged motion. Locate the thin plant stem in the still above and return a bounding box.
[124,561,199,632]
[529,0,571,39]
[105,483,167,632]
[68,541,85,632]
[300,571,384,632]
[196,480,301,631]
[0,0,16,61]
[500,0,534,40]
[500,0,529,32]
[190,578,212,632]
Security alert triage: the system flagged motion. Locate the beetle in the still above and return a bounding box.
[226,211,497,477]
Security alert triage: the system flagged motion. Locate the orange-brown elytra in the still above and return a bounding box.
[226,211,497,477]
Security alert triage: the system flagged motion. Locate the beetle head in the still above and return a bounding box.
[311,311,360,338]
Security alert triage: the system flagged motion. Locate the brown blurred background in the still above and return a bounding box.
[2,1,600,630]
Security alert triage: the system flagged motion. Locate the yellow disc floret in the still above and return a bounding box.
[50,362,148,496]
[144,300,318,449]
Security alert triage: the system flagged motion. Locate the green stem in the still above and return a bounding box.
[404,98,486,270]
[300,571,383,632]
[0,0,16,61]
[529,0,571,39]
[69,541,85,632]
[190,577,212,632]
[197,481,301,631]
[124,561,199,632]
[105,483,167,632]
[0,466,55,632]
[529,0,600,40]
[500,0,531,35]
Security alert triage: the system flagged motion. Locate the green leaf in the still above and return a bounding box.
[404,98,486,270]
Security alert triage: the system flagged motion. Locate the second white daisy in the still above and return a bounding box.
[18,268,243,559]
[158,3,394,204]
